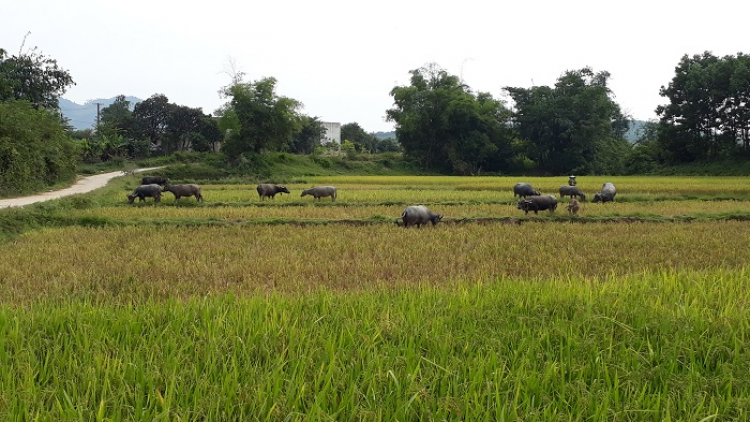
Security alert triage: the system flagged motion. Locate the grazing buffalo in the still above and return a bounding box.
[593,182,617,203]
[127,184,162,203]
[517,195,558,215]
[513,182,541,198]
[567,198,580,215]
[301,186,337,202]
[141,175,169,186]
[163,184,203,202]
[559,185,587,202]
[257,184,290,200]
[401,205,443,228]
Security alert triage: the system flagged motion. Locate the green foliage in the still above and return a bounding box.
[506,67,631,175]
[0,46,75,110]
[656,51,750,162]
[387,64,514,175]
[289,115,325,154]
[341,139,356,159]
[0,100,77,196]
[219,77,303,158]
[131,93,170,153]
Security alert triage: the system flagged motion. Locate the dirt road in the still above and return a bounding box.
[0,167,163,209]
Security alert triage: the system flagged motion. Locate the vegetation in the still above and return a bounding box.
[388,64,514,175]
[0,100,78,196]
[1,174,750,419]
[506,68,631,175]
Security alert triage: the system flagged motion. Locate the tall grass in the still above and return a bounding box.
[1,270,749,420]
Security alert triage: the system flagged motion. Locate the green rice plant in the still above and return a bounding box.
[1,269,749,420]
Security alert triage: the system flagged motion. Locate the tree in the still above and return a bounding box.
[99,95,134,137]
[341,122,378,153]
[0,46,75,110]
[0,100,78,194]
[506,68,631,175]
[290,116,326,154]
[387,64,514,174]
[164,104,205,153]
[656,52,750,162]
[218,77,302,158]
[131,94,171,153]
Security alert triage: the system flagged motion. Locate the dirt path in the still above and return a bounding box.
[0,167,164,209]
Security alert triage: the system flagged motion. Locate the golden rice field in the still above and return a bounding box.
[1,220,750,303]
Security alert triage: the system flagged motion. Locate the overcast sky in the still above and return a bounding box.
[4,0,748,133]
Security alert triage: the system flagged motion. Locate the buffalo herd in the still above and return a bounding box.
[126,175,616,227]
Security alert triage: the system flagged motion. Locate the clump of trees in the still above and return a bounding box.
[88,94,223,161]
[652,52,750,164]
[387,64,630,175]
[341,122,401,154]
[505,68,631,175]
[0,46,78,195]
[387,64,514,175]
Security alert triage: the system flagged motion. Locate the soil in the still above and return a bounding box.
[0,167,163,209]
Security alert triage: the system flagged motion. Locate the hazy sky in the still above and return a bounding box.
[3,0,748,133]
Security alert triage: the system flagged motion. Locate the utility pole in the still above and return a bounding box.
[95,102,102,129]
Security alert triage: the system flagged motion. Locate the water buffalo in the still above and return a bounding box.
[593,182,617,203]
[257,184,290,200]
[517,195,558,215]
[567,198,580,215]
[301,186,337,201]
[559,185,587,202]
[513,182,541,198]
[163,184,203,202]
[401,205,443,228]
[127,184,162,203]
[141,175,169,186]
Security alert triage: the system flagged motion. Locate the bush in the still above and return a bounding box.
[0,100,78,196]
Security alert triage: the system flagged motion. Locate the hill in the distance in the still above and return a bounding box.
[374,131,396,140]
[60,96,142,130]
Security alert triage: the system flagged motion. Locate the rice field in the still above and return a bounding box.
[2,175,750,420]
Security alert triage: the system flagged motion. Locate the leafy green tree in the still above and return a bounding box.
[0,100,77,195]
[99,95,134,138]
[290,116,325,154]
[218,77,302,158]
[387,64,513,174]
[194,116,223,153]
[0,46,74,110]
[657,52,750,161]
[506,68,630,175]
[164,104,205,153]
[341,122,378,153]
[131,94,171,153]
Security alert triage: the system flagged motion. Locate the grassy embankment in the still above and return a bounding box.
[1,162,750,419]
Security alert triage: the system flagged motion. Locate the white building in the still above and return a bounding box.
[320,122,341,145]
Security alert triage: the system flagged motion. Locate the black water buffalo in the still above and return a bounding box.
[401,205,443,228]
[257,184,290,200]
[127,184,162,203]
[141,175,169,186]
[559,185,587,202]
[513,182,541,198]
[517,195,558,215]
[163,184,203,202]
[593,182,617,203]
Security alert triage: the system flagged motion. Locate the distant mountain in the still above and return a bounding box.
[60,96,142,130]
[374,131,396,140]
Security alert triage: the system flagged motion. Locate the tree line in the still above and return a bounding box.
[2,42,750,196]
